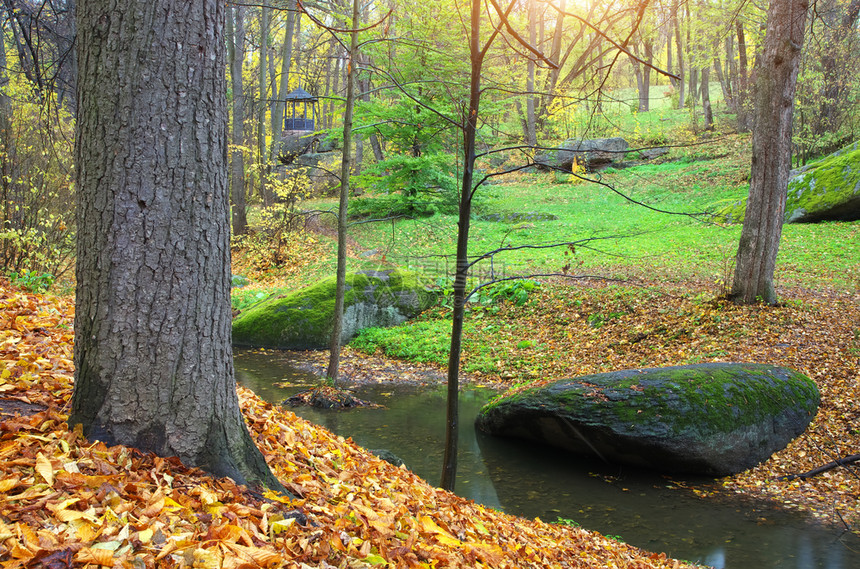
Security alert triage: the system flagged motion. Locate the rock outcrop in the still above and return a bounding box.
[232,269,438,350]
[717,141,860,224]
[535,137,630,172]
[476,363,820,476]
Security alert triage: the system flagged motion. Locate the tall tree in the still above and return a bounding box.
[227,4,248,236]
[71,0,283,491]
[731,0,809,304]
[270,0,299,159]
[326,0,360,383]
[257,6,272,204]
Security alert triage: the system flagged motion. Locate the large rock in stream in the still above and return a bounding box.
[476,363,819,476]
[232,269,438,350]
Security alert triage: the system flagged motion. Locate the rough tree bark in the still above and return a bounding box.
[71,0,283,491]
[731,0,809,305]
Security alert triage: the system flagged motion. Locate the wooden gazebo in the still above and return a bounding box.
[283,87,318,131]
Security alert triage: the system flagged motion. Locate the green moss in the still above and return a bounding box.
[482,364,820,437]
[232,269,438,349]
[714,141,860,223]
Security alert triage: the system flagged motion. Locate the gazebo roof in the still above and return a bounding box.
[284,87,317,102]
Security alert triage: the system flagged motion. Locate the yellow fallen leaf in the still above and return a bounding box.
[35,452,53,486]
[137,527,154,544]
[0,477,20,492]
[76,547,114,567]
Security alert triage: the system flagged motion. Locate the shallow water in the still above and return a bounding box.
[235,350,860,569]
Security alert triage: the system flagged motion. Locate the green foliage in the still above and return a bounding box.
[231,168,321,273]
[352,88,462,215]
[0,76,75,279]
[473,279,540,307]
[8,270,54,293]
[351,320,452,365]
[554,517,580,528]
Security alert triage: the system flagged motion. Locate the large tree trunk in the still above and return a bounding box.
[731,0,808,305]
[227,5,248,236]
[71,0,283,491]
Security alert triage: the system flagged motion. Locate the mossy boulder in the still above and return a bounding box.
[232,269,438,350]
[716,141,860,224]
[476,363,819,476]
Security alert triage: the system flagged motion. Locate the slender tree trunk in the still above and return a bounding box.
[735,21,751,131]
[688,68,698,104]
[326,0,360,383]
[227,5,248,236]
[525,0,537,146]
[270,0,298,159]
[701,66,713,130]
[545,0,566,93]
[257,6,271,204]
[71,0,283,491]
[714,40,734,110]
[673,0,686,108]
[441,0,483,494]
[357,59,384,162]
[640,39,652,111]
[731,0,808,304]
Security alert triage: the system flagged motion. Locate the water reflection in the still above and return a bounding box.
[235,350,859,569]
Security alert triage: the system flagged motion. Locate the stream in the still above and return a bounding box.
[234,349,860,569]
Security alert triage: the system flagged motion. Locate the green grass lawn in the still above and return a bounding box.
[342,147,858,293]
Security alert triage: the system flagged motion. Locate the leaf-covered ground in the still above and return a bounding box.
[0,282,696,568]
[347,278,860,533]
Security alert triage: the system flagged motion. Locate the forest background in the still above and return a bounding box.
[1,0,858,289]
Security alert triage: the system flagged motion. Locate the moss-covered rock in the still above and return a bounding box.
[476,363,819,476]
[716,141,860,224]
[231,269,439,350]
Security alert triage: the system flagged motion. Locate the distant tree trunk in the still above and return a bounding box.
[227,5,248,236]
[72,0,283,491]
[666,31,674,84]
[687,68,698,104]
[545,0,566,93]
[817,0,860,139]
[525,0,537,146]
[673,0,686,108]
[726,33,738,113]
[327,0,360,383]
[701,66,713,130]
[257,6,271,204]
[270,0,298,159]
[357,58,384,163]
[639,39,653,111]
[735,21,752,131]
[731,0,808,305]
[713,39,734,111]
